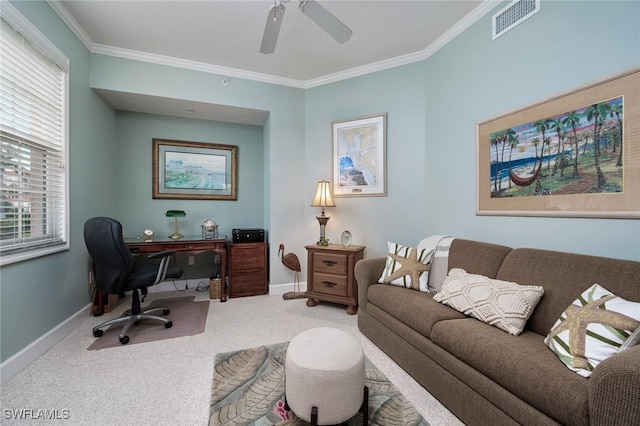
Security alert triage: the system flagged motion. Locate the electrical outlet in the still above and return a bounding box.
[188,255,195,266]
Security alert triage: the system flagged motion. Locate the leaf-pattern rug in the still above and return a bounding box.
[209,341,429,426]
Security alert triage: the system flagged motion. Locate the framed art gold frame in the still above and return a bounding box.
[152,139,237,200]
[477,68,639,218]
[332,113,387,197]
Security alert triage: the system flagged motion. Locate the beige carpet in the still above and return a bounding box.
[2,291,463,425]
[87,296,209,350]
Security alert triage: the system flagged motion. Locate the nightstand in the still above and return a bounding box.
[305,244,365,315]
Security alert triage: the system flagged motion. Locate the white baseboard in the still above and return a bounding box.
[0,303,92,385]
[268,281,307,296]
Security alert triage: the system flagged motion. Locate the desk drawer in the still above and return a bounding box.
[313,273,347,296]
[127,244,158,254]
[313,253,347,275]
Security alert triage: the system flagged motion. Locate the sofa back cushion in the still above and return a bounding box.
[447,239,512,279]
[496,248,640,336]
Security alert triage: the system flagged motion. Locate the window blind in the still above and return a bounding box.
[0,16,68,262]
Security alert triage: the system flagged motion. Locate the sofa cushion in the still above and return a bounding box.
[431,318,589,426]
[433,268,544,335]
[496,248,640,336]
[378,241,433,291]
[544,283,640,378]
[367,284,465,339]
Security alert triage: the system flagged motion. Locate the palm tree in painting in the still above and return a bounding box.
[490,131,503,194]
[533,119,550,194]
[506,132,520,189]
[584,103,610,190]
[609,102,623,167]
[549,118,571,177]
[490,129,515,194]
[562,110,581,177]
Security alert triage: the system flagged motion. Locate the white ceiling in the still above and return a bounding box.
[52,0,494,123]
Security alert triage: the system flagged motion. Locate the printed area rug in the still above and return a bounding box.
[209,341,429,426]
[88,296,209,350]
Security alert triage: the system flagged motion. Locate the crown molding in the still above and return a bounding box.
[46,0,93,52]
[92,44,307,89]
[47,0,499,89]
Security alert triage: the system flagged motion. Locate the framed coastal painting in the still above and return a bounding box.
[477,68,640,218]
[152,139,237,200]
[332,113,387,197]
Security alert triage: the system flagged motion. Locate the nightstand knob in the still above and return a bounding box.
[322,260,337,267]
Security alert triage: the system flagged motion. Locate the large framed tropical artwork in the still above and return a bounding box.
[477,68,640,218]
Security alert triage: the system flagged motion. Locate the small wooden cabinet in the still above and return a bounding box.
[229,242,268,298]
[305,244,365,315]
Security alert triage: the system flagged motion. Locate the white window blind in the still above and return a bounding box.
[1,12,69,264]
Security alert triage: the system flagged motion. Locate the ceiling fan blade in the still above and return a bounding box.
[260,4,286,54]
[298,0,352,44]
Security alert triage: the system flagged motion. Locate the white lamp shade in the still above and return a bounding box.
[311,180,336,207]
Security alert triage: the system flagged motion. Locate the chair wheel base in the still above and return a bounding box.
[165,321,173,328]
[119,335,129,344]
[93,329,103,338]
[163,308,170,315]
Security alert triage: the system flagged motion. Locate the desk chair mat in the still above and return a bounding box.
[87,296,209,350]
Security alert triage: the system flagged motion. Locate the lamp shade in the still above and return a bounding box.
[165,210,186,217]
[310,180,336,207]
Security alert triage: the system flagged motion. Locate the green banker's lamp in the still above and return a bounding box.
[166,210,186,240]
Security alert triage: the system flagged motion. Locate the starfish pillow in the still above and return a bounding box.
[544,283,640,377]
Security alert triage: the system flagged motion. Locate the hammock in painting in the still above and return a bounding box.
[509,162,541,187]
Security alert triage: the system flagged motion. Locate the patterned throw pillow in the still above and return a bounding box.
[433,268,544,336]
[544,283,640,377]
[378,242,433,292]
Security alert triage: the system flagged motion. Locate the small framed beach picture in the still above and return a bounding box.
[477,68,640,218]
[332,113,387,197]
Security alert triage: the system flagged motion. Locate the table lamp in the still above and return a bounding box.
[310,180,335,246]
[166,210,186,240]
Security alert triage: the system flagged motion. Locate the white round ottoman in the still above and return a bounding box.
[285,327,366,425]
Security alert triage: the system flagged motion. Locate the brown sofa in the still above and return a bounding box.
[355,238,640,426]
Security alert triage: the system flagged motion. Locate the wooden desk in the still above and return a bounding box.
[125,236,227,287]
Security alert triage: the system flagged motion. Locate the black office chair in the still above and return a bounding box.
[84,217,183,344]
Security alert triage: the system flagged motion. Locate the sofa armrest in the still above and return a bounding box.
[589,345,640,425]
[355,257,386,311]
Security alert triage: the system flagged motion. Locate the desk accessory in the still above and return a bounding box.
[166,210,186,240]
[201,219,219,239]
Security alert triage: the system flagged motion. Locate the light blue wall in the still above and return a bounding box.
[423,0,640,260]
[305,62,427,258]
[1,1,117,362]
[114,111,264,237]
[2,0,639,365]
[89,55,308,286]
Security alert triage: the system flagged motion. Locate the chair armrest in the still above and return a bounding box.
[589,345,640,425]
[147,250,179,259]
[355,257,386,311]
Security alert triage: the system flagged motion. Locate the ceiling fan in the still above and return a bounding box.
[260,0,353,54]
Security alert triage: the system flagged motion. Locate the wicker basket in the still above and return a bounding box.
[209,277,222,299]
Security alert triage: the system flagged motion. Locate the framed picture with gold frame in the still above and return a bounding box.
[152,138,237,200]
[477,68,639,218]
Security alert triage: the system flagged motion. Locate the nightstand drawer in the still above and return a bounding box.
[313,273,347,296]
[313,252,347,275]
